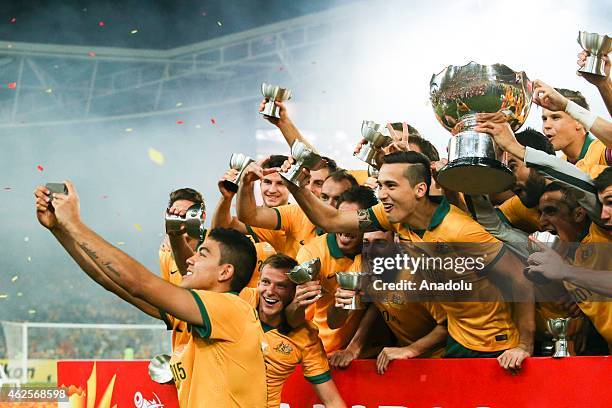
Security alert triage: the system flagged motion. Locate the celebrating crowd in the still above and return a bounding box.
[32,49,611,407]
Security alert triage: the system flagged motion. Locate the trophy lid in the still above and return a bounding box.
[577,31,612,53]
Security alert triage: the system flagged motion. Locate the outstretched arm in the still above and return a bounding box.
[236,162,283,229]
[48,181,206,326]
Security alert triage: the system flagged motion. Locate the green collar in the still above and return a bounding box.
[326,233,352,259]
[227,291,239,295]
[261,320,292,335]
[315,226,325,236]
[410,197,450,238]
[577,133,595,163]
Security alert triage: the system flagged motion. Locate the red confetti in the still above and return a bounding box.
[88,51,96,57]
[176,120,184,125]
[98,21,105,27]
[10,17,16,23]
[210,118,216,124]
[36,165,44,172]
[7,82,16,89]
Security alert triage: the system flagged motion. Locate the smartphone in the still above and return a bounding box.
[45,183,68,196]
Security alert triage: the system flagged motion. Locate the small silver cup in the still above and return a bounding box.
[354,121,392,167]
[261,82,292,118]
[222,153,255,193]
[546,317,582,358]
[148,354,174,384]
[577,31,612,77]
[281,141,326,187]
[287,258,321,285]
[165,203,206,241]
[336,272,370,310]
[367,165,380,178]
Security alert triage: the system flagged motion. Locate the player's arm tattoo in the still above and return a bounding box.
[78,241,121,278]
[357,209,378,232]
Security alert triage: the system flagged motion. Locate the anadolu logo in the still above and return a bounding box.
[134,391,164,408]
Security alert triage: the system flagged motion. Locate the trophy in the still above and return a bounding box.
[546,317,582,358]
[430,62,532,194]
[261,82,292,118]
[577,31,612,77]
[148,354,173,384]
[221,153,254,193]
[281,140,326,187]
[367,164,380,178]
[336,272,370,310]
[165,203,206,241]
[287,258,321,284]
[354,121,392,167]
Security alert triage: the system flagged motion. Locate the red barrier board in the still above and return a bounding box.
[58,357,612,407]
[281,357,612,408]
[57,361,179,408]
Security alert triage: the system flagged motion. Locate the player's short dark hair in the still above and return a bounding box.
[542,182,580,210]
[594,167,612,193]
[382,151,432,194]
[321,156,338,173]
[262,155,288,169]
[208,228,257,292]
[555,88,590,110]
[168,188,204,209]
[325,169,358,187]
[515,128,555,155]
[337,186,379,209]
[408,135,440,161]
[260,253,298,273]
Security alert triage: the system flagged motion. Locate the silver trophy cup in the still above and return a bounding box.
[546,317,582,358]
[165,203,206,241]
[148,354,174,384]
[577,31,612,77]
[354,121,392,167]
[222,153,255,193]
[261,82,292,118]
[336,272,370,310]
[287,258,321,284]
[430,62,532,194]
[367,164,379,178]
[281,140,326,187]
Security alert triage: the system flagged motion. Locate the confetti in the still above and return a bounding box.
[148,147,165,165]
[210,118,216,124]
[36,165,44,172]
[10,17,16,23]
[98,21,105,27]
[125,128,133,132]
[28,309,36,314]
[116,241,125,246]
[201,12,207,16]
[134,223,142,231]
[176,120,184,125]
[279,66,284,71]
[45,88,53,93]
[11,275,18,283]
[0,294,7,299]
[195,124,202,129]
[24,236,29,242]
[217,21,223,26]
[4,187,11,191]
[130,29,138,34]
[27,256,31,262]
[16,292,22,297]
[88,51,96,57]
[7,44,13,48]
[175,102,183,107]
[8,82,16,89]
[101,194,108,199]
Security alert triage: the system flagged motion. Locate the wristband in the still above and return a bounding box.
[565,100,597,132]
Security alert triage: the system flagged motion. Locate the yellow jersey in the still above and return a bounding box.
[296,233,364,354]
[239,288,331,408]
[497,195,541,234]
[368,198,519,352]
[247,242,277,288]
[562,135,609,178]
[159,290,267,408]
[247,204,324,258]
[566,223,612,347]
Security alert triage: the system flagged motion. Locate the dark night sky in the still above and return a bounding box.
[0,0,358,49]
